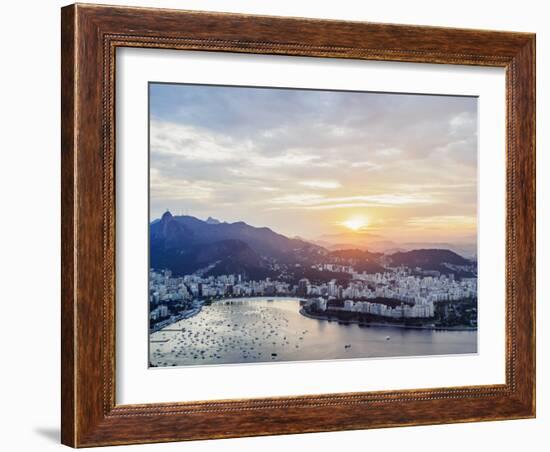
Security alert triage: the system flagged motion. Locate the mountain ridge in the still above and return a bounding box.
[150,212,474,279]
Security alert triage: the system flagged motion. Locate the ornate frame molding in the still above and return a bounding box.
[62,4,535,447]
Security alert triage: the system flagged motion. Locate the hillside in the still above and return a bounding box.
[150,212,474,279]
[386,249,474,275]
[150,211,326,277]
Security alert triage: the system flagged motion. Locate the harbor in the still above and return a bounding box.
[149,297,477,367]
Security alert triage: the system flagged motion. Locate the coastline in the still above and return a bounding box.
[150,305,202,334]
[299,308,477,332]
[150,296,306,334]
[211,296,306,303]
[150,297,476,335]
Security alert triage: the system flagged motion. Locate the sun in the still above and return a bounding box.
[342,217,369,231]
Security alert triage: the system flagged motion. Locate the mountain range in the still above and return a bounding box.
[150,212,475,280]
[314,232,476,258]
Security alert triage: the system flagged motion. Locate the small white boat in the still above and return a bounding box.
[385,336,391,341]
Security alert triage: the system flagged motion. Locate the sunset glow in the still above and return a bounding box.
[148,82,479,368]
[342,217,370,231]
[149,83,477,249]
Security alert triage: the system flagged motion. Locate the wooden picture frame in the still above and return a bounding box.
[61,3,535,447]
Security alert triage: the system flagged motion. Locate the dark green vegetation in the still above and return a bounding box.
[388,249,476,277]
[434,297,478,327]
[304,297,477,329]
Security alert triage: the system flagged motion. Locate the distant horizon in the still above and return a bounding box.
[153,210,477,257]
[149,83,477,245]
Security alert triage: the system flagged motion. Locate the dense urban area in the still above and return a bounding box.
[149,263,477,333]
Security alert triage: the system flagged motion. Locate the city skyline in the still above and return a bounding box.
[150,83,477,245]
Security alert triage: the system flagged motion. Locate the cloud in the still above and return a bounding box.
[150,180,214,202]
[450,111,476,135]
[268,193,438,210]
[269,194,325,206]
[148,83,478,240]
[150,120,241,163]
[375,147,403,157]
[351,161,381,170]
[407,215,476,226]
[300,180,341,189]
[249,151,321,168]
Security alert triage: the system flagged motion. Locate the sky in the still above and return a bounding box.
[149,83,477,246]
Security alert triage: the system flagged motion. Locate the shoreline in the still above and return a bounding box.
[150,297,476,335]
[211,296,306,303]
[299,308,477,332]
[150,296,306,334]
[150,305,202,334]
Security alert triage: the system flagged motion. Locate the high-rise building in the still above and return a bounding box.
[297,278,310,297]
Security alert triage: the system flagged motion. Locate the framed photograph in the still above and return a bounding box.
[61,3,536,447]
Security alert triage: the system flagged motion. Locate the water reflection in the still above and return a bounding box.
[149,298,477,367]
